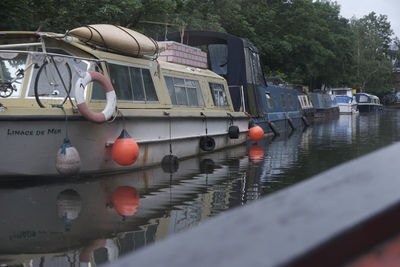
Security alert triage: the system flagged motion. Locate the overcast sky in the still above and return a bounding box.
[334,0,400,39]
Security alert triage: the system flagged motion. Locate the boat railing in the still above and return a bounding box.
[0,49,106,63]
[0,48,103,105]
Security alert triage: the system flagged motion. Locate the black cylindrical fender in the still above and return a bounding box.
[269,122,279,136]
[200,136,216,151]
[228,125,240,139]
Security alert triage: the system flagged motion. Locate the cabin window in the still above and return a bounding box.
[164,76,204,107]
[288,94,294,109]
[280,93,286,109]
[208,44,228,76]
[93,63,158,102]
[244,46,265,87]
[298,97,303,107]
[265,92,273,109]
[299,96,305,107]
[359,95,368,103]
[209,82,228,107]
[332,90,348,96]
[0,51,28,98]
[90,65,107,100]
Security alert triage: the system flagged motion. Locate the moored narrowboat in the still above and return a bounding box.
[163,30,304,136]
[310,92,339,119]
[0,25,249,177]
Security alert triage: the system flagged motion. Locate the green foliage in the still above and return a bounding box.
[350,12,394,94]
[1,0,397,92]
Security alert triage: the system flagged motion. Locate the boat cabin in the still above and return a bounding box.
[330,88,354,98]
[0,31,238,114]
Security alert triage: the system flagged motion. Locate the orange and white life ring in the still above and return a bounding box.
[75,71,116,123]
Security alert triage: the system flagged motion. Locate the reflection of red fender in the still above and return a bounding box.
[75,71,116,123]
[111,186,140,216]
[249,145,264,162]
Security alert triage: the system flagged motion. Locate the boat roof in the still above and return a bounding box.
[163,30,251,48]
[355,93,379,99]
[331,88,352,91]
[0,31,225,81]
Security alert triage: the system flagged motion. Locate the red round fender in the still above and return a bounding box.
[75,71,116,123]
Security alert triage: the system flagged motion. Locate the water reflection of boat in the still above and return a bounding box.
[332,114,357,144]
[246,132,303,200]
[0,145,248,266]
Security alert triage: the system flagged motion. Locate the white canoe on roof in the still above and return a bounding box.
[68,24,159,57]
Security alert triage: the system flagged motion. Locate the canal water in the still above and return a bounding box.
[2,110,400,266]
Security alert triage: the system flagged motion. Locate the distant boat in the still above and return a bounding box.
[330,88,358,114]
[354,93,383,112]
[309,92,339,119]
[163,31,305,136]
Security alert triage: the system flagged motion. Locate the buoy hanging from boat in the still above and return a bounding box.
[56,138,81,175]
[199,113,216,151]
[111,186,140,217]
[249,125,264,142]
[227,114,240,139]
[228,125,240,139]
[200,136,216,151]
[112,129,139,166]
[161,113,179,173]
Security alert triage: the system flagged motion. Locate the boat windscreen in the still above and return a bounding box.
[336,96,352,103]
[208,44,228,76]
[244,46,266,88]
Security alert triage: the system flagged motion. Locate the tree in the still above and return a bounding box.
[350,12,394,94]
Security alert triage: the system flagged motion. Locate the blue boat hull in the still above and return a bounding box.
[253,116,304,136]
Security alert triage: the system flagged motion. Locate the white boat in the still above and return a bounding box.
[330,88,358,114]
[354,93,383,112]
[0,25,249,177]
